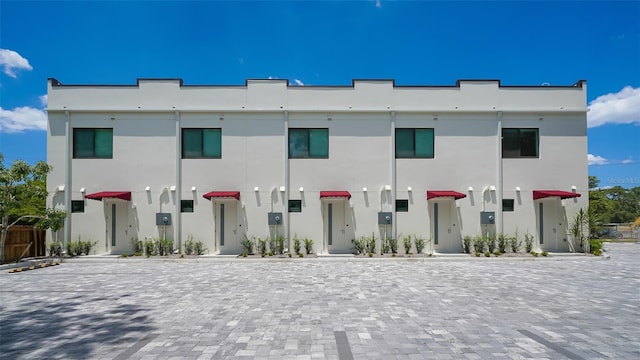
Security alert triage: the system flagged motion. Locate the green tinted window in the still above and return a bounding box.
[71,200,85,213]
[181,200,194,213]
[502,199,515,212]
[182,128,221,158]
[289,129,328,158]
[73,128,112,158]
[502,128,539,158]
[396,128,434,158]
[288,200,302,213]
[396,200,409,212]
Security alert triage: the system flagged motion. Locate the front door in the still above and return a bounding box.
[105,200,129,254]
[216,200,241,254]
[324,200,349,253]
[538,200,568,252]
[432,200,462,253]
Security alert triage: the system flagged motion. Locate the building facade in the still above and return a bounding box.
[46,78,588,255]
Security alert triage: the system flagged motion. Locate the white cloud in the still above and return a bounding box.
[622,158,634,164]
[375,0,382,8]
[0,105,47,133]
[293,79,304,86]
[40,94,48,107]
[0,48,33,78]
[588,154,608,166]
[587,86,640,128]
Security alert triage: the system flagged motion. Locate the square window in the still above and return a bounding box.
[502,128,539,158]
[73,128,113,158]
[396,199,409,212]
[395,128,434,158]
[289,129,328,158]
[502,199,515,212]
[288,200,302,213]
[71,200,85,213]
[181,200,194,213]
[182,128,221,158]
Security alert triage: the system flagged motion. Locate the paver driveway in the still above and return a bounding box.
[1,242,639,359]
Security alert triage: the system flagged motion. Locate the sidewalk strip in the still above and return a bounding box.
[114,333,158,360]
[334,331,354,360]
[518,329,585,360]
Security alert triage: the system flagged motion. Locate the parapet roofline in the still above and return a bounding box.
[48,78,586,89]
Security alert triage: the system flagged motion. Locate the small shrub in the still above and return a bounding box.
[366,233,376,254]
[473,236,485,253]
[414,235,426,254]
[303,238,314,255]
[392,253,396,257]
[293,235,301,254]
[474,252,481,257]
[258,238,267,257]
[530,251,539,257]
[48,241,63,256]
[463,236,472,254]
[524,231,535,253]
[276,236,285,255]
[508,235,521,253]
[131,238,144,255]
[403,235,412,254]
[157,238,174,256]
[589,239,604,256]
[368,252,373,257]
[143,238,156,257]
[497,233,507,253]
[486,236,497,253]
[194,241,206,255]
[268,236,277,255]
[121,253,129,258]
[353,236,366,255]
[388,238,398,254]
[298,253,304,258]
[541,251,548,257]
[288,253,292,258]
[493,250,502,256]
[241,252,247,257]
[484,251,491,257]
[184,235,195,255]
[241,235,255,255]
[381,237,390,254]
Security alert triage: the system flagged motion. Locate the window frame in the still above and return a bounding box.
[72,128,113,159]
[396,199,409,212]
[288,200,302,213]
[288,128,329,159]
[181,128,222,159]
[502,128,539,158]
[181,200,194,213]
[502,199,515,212]
[395,128,435,159]
[71,200,85,213]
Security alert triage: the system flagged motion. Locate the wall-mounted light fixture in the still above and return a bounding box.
[145,186,151,192]
[384,185,391,191]
[191,186,197,192]
[489,185,496,191]
[468,186,473,192]
[279,186,285,192]
[362,187,367,192]
[571,185,577,191]
[299,187,304,192]
[515,186,521,192]
[170,186,176,192]
[254,187,260,192]
[80,187,86,194]
[57,185,65,192]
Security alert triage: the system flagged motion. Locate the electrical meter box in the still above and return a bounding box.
[268,212,283,225]
[156,213,172,226]
[480,211,495,225]
[378,212,392,225]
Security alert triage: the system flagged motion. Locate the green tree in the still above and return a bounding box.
[0,154,66,262]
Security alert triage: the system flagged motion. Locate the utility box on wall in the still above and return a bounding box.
[378,212,392,225]
[156,213,172,226]
[268,212,283,225]
[480,211,495,225]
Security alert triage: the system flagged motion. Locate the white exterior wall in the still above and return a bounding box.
[47,78,587,255]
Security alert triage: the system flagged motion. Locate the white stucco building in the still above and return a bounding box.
[46,78,588,255]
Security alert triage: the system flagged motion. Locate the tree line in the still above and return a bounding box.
[589,176,640,230]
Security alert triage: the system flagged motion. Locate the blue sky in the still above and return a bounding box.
[1,0,639,188]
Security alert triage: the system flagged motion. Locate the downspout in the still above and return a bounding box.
[64,110,71,248]
[390,111,396,242]
[175,110,181,251]
[497,111,503,235]
[284,110,290,252]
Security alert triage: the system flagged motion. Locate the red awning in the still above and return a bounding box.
[320,191,352,200]
[426,190,467,200]
[85,191,132,201]
[533,190,581,200]
[203,191,240,200]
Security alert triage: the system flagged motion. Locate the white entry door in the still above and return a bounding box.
[105,200,129,254]
[538,200,568,252]
[216,200,241,254]
[432,200,462,253]
[324,200,350,254]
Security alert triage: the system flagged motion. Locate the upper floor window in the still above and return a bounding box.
[396,128,434,158]
[289,128,328,158]
[73,128,113,158]
[502,128,539,158]
[182,128,221,158]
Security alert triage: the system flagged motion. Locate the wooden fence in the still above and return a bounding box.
[3,225,47,262]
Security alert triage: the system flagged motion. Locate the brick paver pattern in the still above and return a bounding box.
[1,243,639,359]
